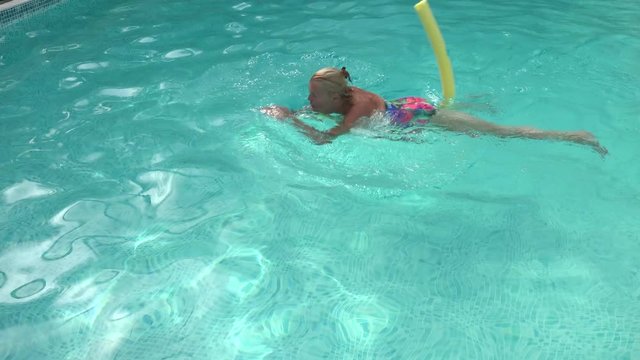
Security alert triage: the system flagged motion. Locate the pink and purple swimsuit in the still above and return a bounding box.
[385,97,437,127]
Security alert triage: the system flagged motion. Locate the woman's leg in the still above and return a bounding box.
[430,109,608,155]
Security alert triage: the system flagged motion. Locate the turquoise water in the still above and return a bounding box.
[1,0,639,358]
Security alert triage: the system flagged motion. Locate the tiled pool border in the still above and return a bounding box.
[0,0,66,29]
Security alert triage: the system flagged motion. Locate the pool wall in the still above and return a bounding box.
[0,0,65,29]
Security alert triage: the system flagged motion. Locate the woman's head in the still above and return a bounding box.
[308,67,352,114]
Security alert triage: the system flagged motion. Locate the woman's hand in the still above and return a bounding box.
[260,105,294,120]
[260,105,334,145]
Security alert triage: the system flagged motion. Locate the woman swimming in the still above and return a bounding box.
[261,67,607,155]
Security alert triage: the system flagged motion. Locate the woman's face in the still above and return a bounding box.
[308,80,337,114]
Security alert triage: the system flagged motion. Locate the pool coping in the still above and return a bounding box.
[0,0,31,12]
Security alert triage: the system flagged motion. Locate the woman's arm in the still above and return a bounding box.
[289,116,333,144]
[261,105,366,145]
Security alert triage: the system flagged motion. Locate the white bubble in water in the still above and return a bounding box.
[99,87,143,97]
[223,44,249,54]
[80,152,104,163]
[74,99,89,107]
[254,39,285,52]
[164,48,202,59]
[60,76,84,89]
[211,118,225,127]
[137,36,157,44]
[121,26,140,32]
[225,22,247,33]
[233,2,251,10]
[2,180,56,204]
[77,61,109,71]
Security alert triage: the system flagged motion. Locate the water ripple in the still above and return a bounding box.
[0,0,638,358]
[40,43,81,54]
[10,279,47,299]
[0,239,94,304]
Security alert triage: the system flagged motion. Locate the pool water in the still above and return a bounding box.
[1,0,639,358]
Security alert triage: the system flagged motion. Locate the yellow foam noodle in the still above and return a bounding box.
[414,0,455,104]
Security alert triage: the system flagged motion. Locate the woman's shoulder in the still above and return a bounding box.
[351,86,381,97]
[351,87,386,112]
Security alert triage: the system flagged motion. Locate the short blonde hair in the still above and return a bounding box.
[310,67,352,100]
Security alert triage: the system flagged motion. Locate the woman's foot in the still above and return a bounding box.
[565,131,608,156]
